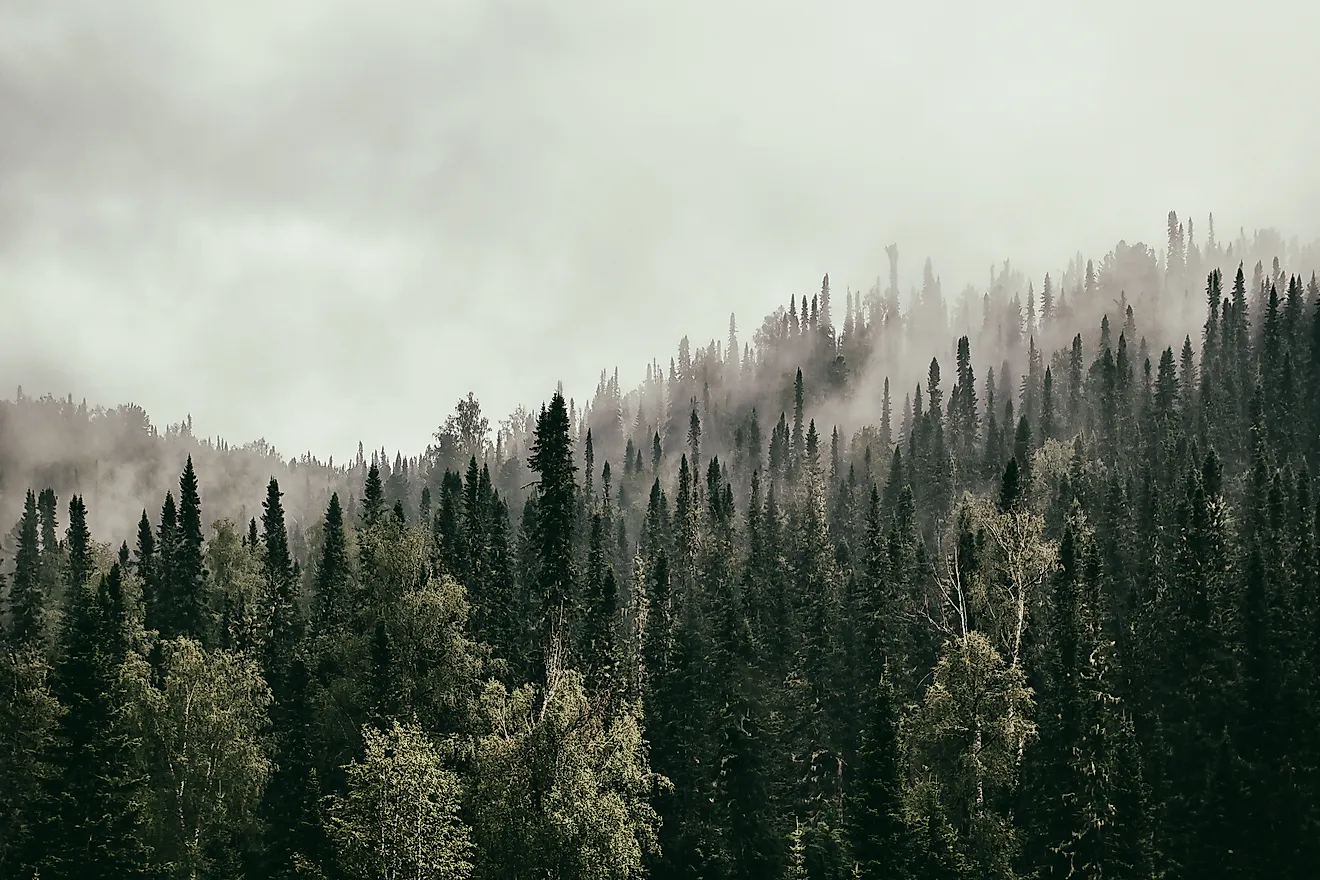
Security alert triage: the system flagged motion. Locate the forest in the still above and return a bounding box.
[2,212,1320,879]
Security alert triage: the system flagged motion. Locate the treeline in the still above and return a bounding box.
[2,222,1320,878]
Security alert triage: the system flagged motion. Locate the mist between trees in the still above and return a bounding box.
[3,210,1320,878]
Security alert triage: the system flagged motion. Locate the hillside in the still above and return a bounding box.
[3,212,1320,879]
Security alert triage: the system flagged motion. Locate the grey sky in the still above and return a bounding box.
[2,0,1317,463]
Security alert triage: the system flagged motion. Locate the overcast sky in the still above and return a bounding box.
[2,0,1317,463]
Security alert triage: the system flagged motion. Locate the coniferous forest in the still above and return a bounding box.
[4,214,1320,879]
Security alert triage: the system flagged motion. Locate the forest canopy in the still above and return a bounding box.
[3,213,1320,879]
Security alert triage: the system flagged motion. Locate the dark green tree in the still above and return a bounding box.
[312,492,351,634]
[7,490,45,650]
[848,674,910,880]
[41,562,152,878]
[581,512,619,692]
[527,392,578,670]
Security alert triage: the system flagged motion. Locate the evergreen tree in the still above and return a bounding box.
[528,392,578,671]
[312,492,351,634]
[849,673,910,880]
[148,492,180,638]
[581,512,620,692]
[7,490,45,650]
[153,457,209,642]
[42,562,152,878]
[260,477,299,695]
[361,463,386,527]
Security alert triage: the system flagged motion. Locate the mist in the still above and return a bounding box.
[9,5,1320,877]
[3,0,1319,468]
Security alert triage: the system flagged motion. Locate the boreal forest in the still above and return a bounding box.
[3,213,1320,880]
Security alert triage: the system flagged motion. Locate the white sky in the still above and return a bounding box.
[2,0,1317,461]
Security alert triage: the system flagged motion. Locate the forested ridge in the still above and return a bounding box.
[3,212,1320,879]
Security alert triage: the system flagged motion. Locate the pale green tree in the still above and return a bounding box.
[905,632,1035,880]
[327,720,473,880]
[0,646,60,876]
[128,637,273,879]
[472,668,662,880]
[206,519,267,653]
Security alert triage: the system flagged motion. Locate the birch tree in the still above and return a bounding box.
[327,720,473,880]
[131,637,272,880]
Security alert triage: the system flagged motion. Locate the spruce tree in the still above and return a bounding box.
[999,457,1022,512]
[43,562,151,878]
[361,463,385,527]
[64,497,92,599]
[528,392,578,670]
[148,492,179,637]
[7,490,45,649]
[261,477,298,696]
[849,674,909,880]
[35,490,63,631]
[153,457,209,642]
[793,368,806,471]
[312,492,350,633]
[581,512,619,691]
[258,478,320,877]
[261,655,328,878]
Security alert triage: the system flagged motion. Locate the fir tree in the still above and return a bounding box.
[312,492,350,633]
[581,512,620,692]
[154,456,210,642]
[361,463,386,527]
[849,673,910,880]
[148,492,180,638]
[42,563,152,878]
[7,490,45,650]
[528,392,578,670]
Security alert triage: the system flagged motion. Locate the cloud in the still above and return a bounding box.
[1,0,1317,462]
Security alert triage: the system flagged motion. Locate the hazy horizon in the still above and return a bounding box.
[3,0,1318,463]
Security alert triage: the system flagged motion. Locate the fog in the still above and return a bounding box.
[2,0,1318,466]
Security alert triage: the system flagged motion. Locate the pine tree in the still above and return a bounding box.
[361,463,385,527]
[261,654,328,878]
[34,490,64,638]
[581,512,620,692]
[999,458,1022,512]
[849,674,910,879]
[7,490,45,650]
[261,478,299,696]
[148,492,180,638]
[312,492,351,633]
[42,562,152,878]
[793,368,806,471]
[154,456,209,642]
[881,377,893,453]
[0,635,57,876]
[134,509,155,580]
[1039,367,1055,443]
[256,477,322,877]
[64,497,92,600]
[528,392,578,670]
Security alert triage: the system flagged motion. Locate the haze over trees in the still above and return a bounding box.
[3,214,1320,878]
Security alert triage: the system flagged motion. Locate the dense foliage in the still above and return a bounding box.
[3,214,1320,878]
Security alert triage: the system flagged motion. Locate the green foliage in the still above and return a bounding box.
[10,242,1320,880]
[313,492,351,634]
[127,637,272,878]
[207,518,266,653]
[528,391,578,671]
[43,562,153,878]
[473,672,661,880]
[0,645,59,875]
[849,674,910,880]
[328,720,473,880]
[906,632,1034,879]
[7,490,45,649]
